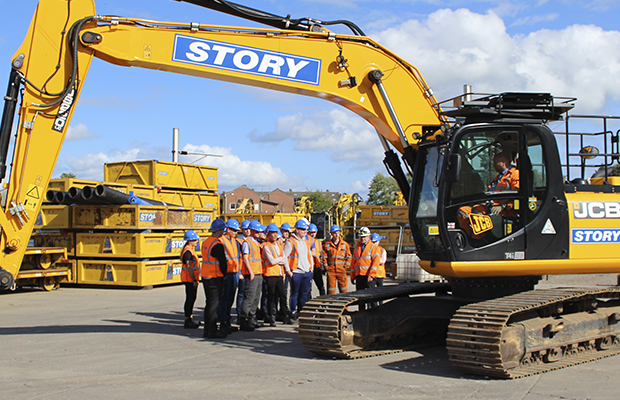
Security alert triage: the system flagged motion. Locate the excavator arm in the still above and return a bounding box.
[0,0,444,289]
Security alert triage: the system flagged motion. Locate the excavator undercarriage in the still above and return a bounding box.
[299,282,620,378]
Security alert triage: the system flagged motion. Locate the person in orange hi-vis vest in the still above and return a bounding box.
[217,219,242,334]
[262,223,293,326]
[370,233,387,287]
[322,224,352,295]
[351,227,380,292]
[235,219,252,321]
[180,230,201,329]
[201,218,229,339]
[308,223,326,297]
[284,219,314,320]
[239,221,264,331]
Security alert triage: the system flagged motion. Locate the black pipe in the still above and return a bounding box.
[94,184,132,204]
[53,191,75,205]
[0,69,22,182]
[46,190,60,203]
[67,187,92,204]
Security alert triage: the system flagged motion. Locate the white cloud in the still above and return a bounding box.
[371,8,620,113]
[181,143,304,191]
[249,109,384,169]
[65,123,100,141]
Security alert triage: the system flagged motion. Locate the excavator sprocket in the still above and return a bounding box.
[299,282,456,359]
[447,287,620,378]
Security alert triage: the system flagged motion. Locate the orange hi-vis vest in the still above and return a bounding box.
[351,241,379,279]
[287,235,313,271]
[309,237,321,269]
[242,237,263,275]
[180,243,200,282]
[220,235,241,273]
[201,236,223,278]
[376,245,387,279]
[322,239,351,271]
[262,241,285,277]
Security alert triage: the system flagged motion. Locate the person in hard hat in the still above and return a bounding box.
[370,233,387,288]
[236,220,252,319]
[217,219,242,334]
[307,223,326,297]
[239,220,264,331]
[351,227,380,292]
[262,223,292,326]
[180,230,201,329]
[279,222,291,243]
[201,219,228,339]
[284,219,314,320]
[322,224,352,295]
[457,152,520,240]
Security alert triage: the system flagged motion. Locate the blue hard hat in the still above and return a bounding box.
[266,223,280,233]
[249,220,262,231]
[226,218,240,231]
[308,223,318,233]
[184,230,200,241]
[210,218,226,232]
[330,224,341,233]
[258,224,267,233]
[371,233,381,242]
[280,222,291,231]
[295,219,309,230]
[241,220,251,229]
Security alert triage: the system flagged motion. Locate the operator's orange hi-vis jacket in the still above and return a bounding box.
[220,235,241,273]
[201,236,224,278]
[351,241,380,279]
[180,243,200,282]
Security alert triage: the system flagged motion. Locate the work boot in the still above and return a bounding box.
[249,316,263,329]
[268,313,276,327]
[239,318,255,332]
[290,311,299,321]
[221,320,238,333]
[283,313,293,325]
[184,318,200,329]
[205,328,228,339]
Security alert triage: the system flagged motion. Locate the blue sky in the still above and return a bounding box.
[1,0,620,199]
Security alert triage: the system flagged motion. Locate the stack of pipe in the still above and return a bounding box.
[45,185,174,207]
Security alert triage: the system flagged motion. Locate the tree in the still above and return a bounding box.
[367,172,400,205]
[304,190,333,213]
[60,172,76,178]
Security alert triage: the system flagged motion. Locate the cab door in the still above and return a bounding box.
[441,126,526,261]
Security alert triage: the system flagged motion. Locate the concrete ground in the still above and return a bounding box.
[2,274,620,400]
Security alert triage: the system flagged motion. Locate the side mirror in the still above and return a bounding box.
[444,154,462,182]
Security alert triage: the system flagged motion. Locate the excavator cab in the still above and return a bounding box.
[410,93,573,271]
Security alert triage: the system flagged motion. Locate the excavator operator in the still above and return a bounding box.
[457,152,520,240]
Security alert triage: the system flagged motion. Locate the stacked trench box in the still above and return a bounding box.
[29,160,219,288]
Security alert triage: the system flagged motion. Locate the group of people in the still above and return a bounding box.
[180,217,387,339]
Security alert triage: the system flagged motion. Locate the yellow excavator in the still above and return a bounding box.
[3,0,620,378]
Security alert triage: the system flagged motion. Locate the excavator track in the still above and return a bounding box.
[447,287,620,378]
[299,282,454,359]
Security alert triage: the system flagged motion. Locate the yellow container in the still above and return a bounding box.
[357,205,409,226]
[73,205,215,230]
[76,259,184,287]
[75,230,209,258]
[34,205,72,229]
[158,190,219,210]
[30,231,76,256]
[48,178,98,192]
[104,160,218,191]
[129,184,157,199]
